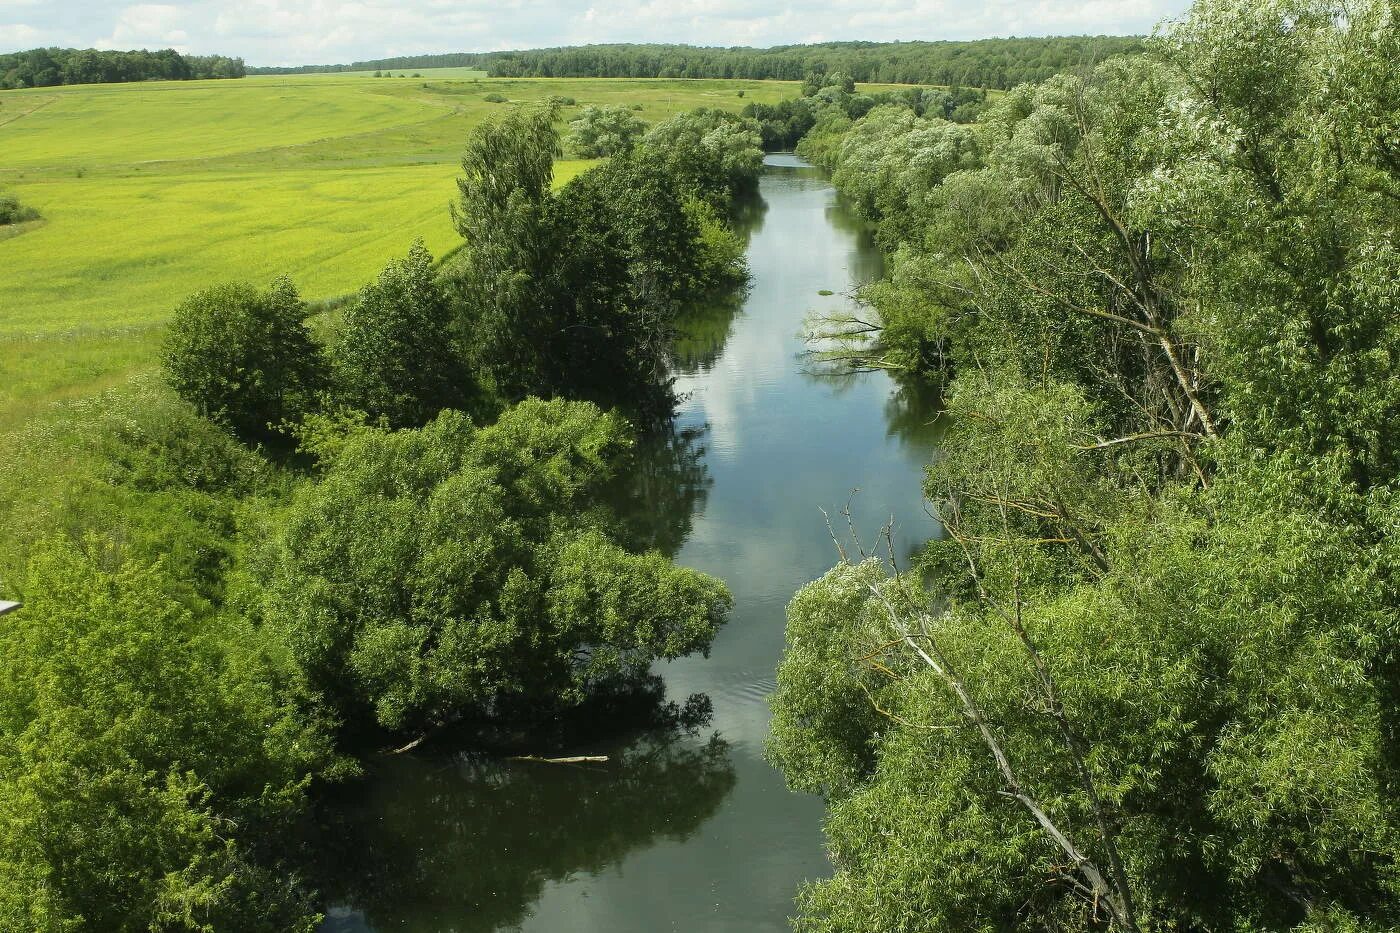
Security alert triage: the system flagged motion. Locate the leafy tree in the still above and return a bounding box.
[772,0,1400,929]
[251,401,730,737]
[640,108,764,202]
[565,104,648,158]
[449,104,750,411]
[0,46,242,89]
[331,240,473,428]
[450,102,560,399]
[161,277,326,443]
[0,539,338,932]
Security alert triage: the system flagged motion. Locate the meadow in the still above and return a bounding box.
[0,69,831,428]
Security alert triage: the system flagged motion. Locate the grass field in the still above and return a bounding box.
[0,70,853,429]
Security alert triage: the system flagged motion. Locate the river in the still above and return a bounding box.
[315,153,942,933]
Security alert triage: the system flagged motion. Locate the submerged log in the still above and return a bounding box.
[507,754,609,764]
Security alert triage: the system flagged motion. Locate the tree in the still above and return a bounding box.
[565,104,648,158]
[450,102,560,399]
[449,103,751,411]
[161,277,326,442]
[771,0,1400,928]
[0,539,338,932]
[252,401,731,737]
[331,240,473,428]
[640,108,764,202]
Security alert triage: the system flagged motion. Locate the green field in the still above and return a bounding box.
[0,72,836,429]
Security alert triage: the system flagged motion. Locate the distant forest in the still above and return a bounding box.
[0,48,246,89]
[247,37,1145,89]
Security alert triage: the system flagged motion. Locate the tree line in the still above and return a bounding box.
[247,36,1143,90]
[0,103,766,929]
[768,0,1400,929]
[0,47,245,89]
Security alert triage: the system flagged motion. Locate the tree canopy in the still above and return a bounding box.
[771,0,1400,929]
[251,401,730,736]
[0,47,244,88]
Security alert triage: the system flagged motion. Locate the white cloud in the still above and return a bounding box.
[3,0,1192,65]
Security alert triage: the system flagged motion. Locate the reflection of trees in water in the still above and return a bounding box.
[727,188,769,242]
[825,196,883,286]
[313,731,735,933]
[609,415,714,559]
[672,291,745,375]
[883,378,947,458]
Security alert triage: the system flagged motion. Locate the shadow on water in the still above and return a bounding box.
[609,416,714,559]
[673,290,747,375]
[314,730,736,933]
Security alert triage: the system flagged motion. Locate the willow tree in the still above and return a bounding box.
[770,0,1400,928]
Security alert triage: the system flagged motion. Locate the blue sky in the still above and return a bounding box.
[0,0,1193,67]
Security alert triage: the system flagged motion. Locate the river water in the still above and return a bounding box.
[315,154,942,933]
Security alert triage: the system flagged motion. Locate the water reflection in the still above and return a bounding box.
[673,291,747,375]
[883,378,947,459]
[316,733,736,933]
[611,417,714,559]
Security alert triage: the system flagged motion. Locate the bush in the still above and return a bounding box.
[0,192,39,225]
[252,401,730,736]
[331,240,473,428]
[161,278,326,442]
[483,92,507,102]
[0,539,339,932]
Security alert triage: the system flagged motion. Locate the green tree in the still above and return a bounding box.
[161,278,325,442]
[565,104,648,158]
[0,540,338,932]
[640,108,764,202]
[771,0,1400,928]
[331,240,473,428]
[252,400,730,737]
[450,103,560,399]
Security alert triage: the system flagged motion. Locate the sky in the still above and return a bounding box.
[0,0,1193,67]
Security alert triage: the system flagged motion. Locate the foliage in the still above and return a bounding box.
[772,0,1400,929]
[0,47,244,89]
[250,401,731,736]
[566,104,648,157]
[640,107,765,201]
[161,277,326,442]
[449,103,752,411]
[0,193,39,225]
[476,38,1144,89]
[450,102,561,399]
[0,379,270,603]
[0,539,338,932]
[330,240,474,428]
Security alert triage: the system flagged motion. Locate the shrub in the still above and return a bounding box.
[0,193,39,225]
[161,277,326,442]
[331,240,473,428]
[253,401,730,736]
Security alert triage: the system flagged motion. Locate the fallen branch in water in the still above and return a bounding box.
[507,754,609,764]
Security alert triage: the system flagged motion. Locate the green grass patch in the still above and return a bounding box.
[0,73,811,427]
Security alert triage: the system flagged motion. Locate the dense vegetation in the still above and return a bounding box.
[0,102,762,930]
[0,192,39,225]
[743,76,988,150]
[249,37,1143,90]
[769,0,1400,929]
[0,47,245,88]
